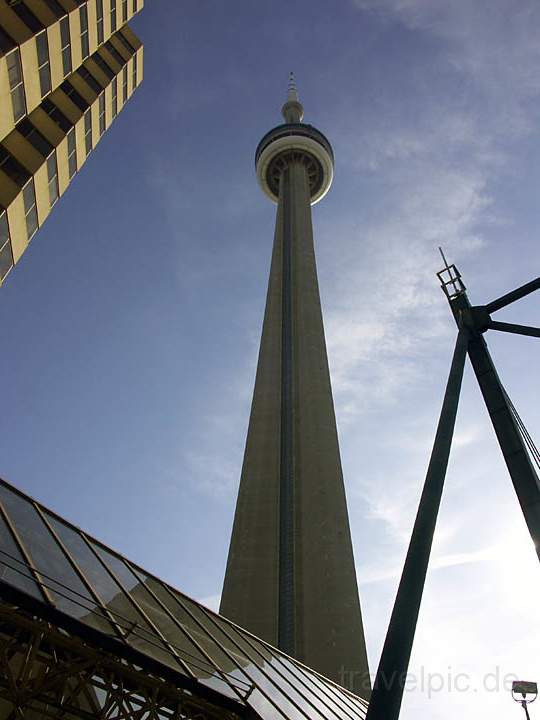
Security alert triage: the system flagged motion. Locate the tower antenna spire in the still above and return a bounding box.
[287,71,299,102]
[282,71,304,123]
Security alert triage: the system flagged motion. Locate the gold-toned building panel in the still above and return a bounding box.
[0,0,144,286]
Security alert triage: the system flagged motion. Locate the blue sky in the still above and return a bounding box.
[1,1,539,718]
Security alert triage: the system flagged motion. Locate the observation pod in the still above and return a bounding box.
[255,83,334,205]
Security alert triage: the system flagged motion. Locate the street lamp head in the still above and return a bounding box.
[512,680,538,701]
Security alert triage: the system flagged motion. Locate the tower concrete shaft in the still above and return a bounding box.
[220,84,370,697]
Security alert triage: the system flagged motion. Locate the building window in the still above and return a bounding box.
[132,53,137,87]
[117,30,135,54]
[78,66,103,95]
[43,0,66,19]
[96,0,104,44]
[105,40,126,68]
[122,65,128,103]
[17,118,53,158]
[10,1,43,33]
[93,53,115,81]
[110,0,117,32]
[61,80,89,112]
[36,30,52,97]
[0,210,14,284]
[67,127,77,179]
[0,27,16,55]
[42,98,72,133]
[98,92,106,136]
[6,49,26,123]
[84,109,92,156]
[23,179,38,241]
[132,0,137,13]
[60,16,72,77]
[111,77,117,118]
[122,0,127,22]
[0,145,31,187]
[47,152,59,207]
[79,3,89,60]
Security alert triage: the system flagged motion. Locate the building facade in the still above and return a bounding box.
[0,0,144,286]
[220,80,371,697]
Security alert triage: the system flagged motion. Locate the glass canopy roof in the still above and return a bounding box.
[0,478,368,720]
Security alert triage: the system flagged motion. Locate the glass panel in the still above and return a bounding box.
[68,151,77,179]
[61,81,89,111]
[0,241,13,282]
[25,206,38,240]
[189,609,313,720]
[110,0,117,31]
[0,148,30,187]
[277,656,360,719]
[90,544,238,694]
[7,50,22,88]
[129,565,251,699]
[44,0,65,19]
[79,5,89,59]
[47,154,58,206]
[0,486,113,635]
[99,93,105,135]
[60,16,70,46]
[117,31,135,54]
[11,85,26,123]
[0,27,16,55]
[22,181,35,214]
[224,626,329,720]
[79,67,102,95]
[39,64,51,96]
[0,212,9,247]
[69,537,180,670]
[93,54,114,80]
[60,17,72,76]
[84,110,92,155]
[0,512,40,598]
[266,654,348,720]
[36,32,48,66]
[48,515,186,674]
[112,78,117,117]
[18,118,53,157]
[36,32,51,97]
[122,0,127,21]
[62,46,72,76]
[105,40,125,67]
[67,128,77,178]
[81,33,89,59]
[12,3,42,33]
[67,127,76,155]
[42,98,72,132]
[7,50,26,122]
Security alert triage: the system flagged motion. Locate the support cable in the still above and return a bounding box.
[502,387,540,471]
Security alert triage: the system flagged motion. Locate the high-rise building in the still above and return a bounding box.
[0,0,144,286]
[220,78,370,696]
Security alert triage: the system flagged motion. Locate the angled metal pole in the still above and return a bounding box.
[486,277,540,314]
[365,328,468,720]
[448,291,540,563]
[487,320,540,339]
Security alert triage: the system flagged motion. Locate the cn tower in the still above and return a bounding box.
[220,76,370,696]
